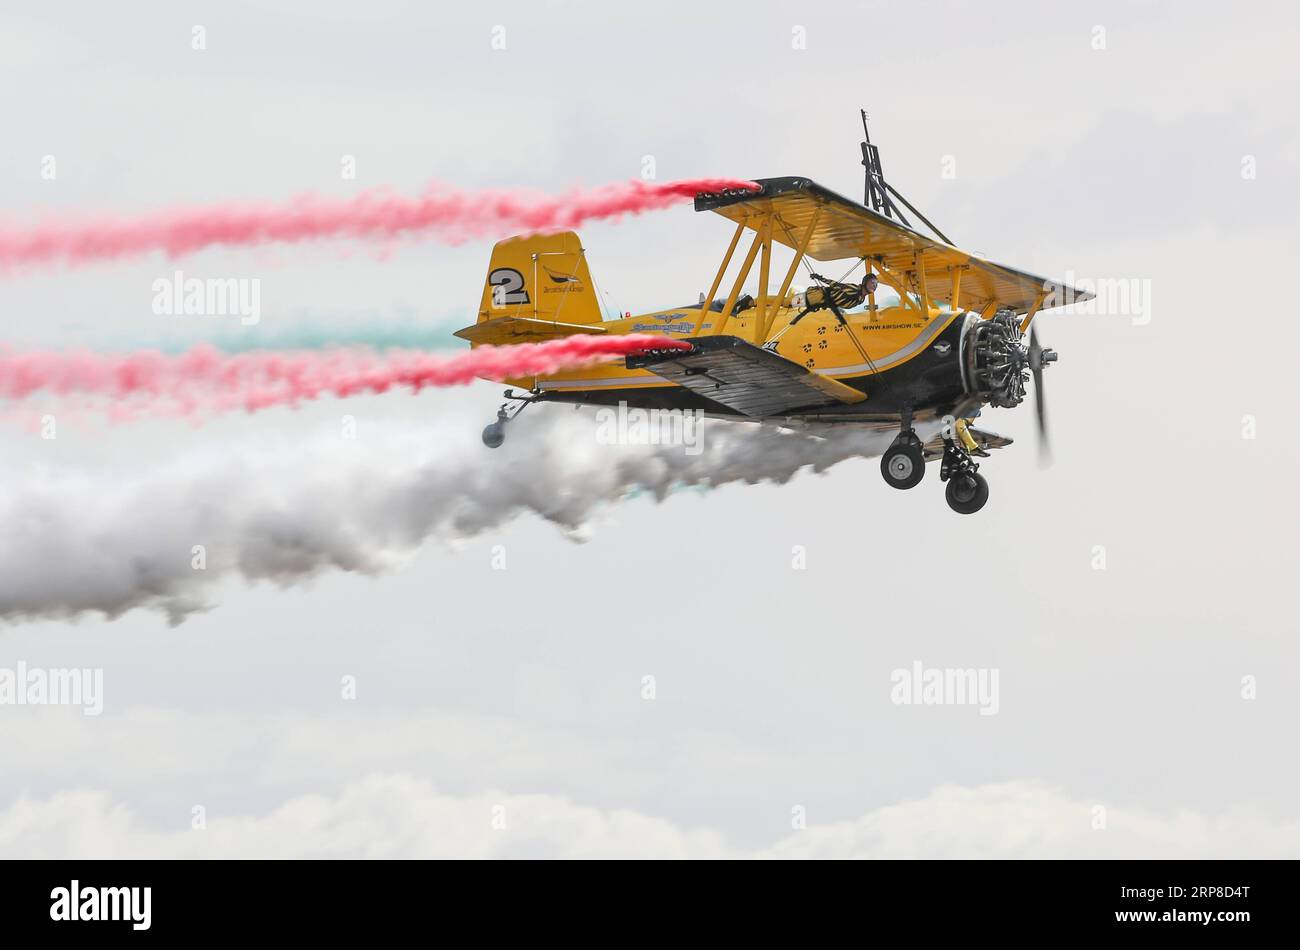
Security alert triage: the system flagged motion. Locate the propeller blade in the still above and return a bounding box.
[1028,324,1053,465]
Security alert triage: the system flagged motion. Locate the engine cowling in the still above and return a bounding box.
[963,311,1030,409]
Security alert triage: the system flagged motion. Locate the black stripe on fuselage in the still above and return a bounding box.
[540,316,972,421]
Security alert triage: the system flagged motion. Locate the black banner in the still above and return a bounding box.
[0,858,1287,938]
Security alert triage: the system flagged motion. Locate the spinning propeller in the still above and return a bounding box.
[1025,322,1058,465]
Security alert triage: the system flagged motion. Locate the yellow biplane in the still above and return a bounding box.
[455,114,1092,514]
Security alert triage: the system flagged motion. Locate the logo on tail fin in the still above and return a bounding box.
[543,264,580,284]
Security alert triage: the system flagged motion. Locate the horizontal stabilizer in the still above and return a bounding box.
[454,316,608,346]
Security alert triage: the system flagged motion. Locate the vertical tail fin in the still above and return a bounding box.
[457,231,607,388]
[477,231,604,326]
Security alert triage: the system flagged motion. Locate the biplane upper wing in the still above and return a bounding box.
[696,177,1093,316]
[627,335,865,417]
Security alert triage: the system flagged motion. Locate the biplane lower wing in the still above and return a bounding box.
[627,335,866,417]
[922,427,1013,461]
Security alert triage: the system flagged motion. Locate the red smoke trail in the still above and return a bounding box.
[0,334,691,416]
[0,178,757,273]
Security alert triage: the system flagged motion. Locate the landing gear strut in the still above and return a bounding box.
[880,411,925,490]
[481,389,538,448]
[940,433,989,514]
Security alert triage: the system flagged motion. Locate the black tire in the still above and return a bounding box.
[482,422,505,448]
[945,472,989,514]
[881,442,925,490]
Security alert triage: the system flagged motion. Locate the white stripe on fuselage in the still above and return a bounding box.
[819,312,959,377]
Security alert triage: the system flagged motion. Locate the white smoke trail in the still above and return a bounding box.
[0,406,915,624]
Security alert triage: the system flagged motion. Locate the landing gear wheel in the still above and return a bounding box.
[945,472,989,514]
[481,421,506,448]
[881,441,925,490]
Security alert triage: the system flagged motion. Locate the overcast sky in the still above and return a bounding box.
[1,0,1298,857]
